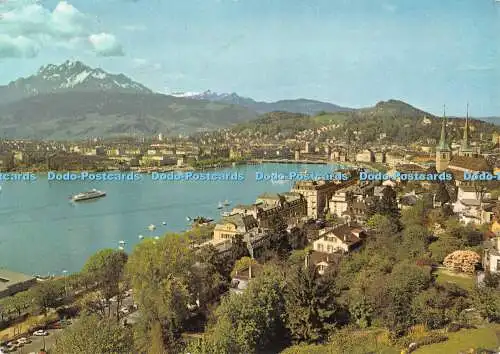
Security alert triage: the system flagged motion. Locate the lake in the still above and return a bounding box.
[0,163,338,275]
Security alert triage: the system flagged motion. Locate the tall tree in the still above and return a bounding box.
[378,186,400,221]
[435,182,451,205]
[127,235,194,352]
[229,234,249,263]
[188,266,288,353]
[284,264,339,343]
[53,314,133,354]
[82,249,128,318]
[31,280,64,315]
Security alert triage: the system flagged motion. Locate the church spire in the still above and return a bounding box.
[463,102,470,146]
[437,104,449,151]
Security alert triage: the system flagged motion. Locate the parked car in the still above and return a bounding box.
[17,337,31,344]
[33,330,49,336]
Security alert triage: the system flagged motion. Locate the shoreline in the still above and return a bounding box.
[4,159,357,174]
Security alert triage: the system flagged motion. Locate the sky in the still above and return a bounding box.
[0,0,499,116]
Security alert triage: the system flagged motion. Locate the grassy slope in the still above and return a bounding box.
[414,325,500,354]
[434,269,475,291]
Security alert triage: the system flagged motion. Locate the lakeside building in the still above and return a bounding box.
[0,269,37,299]
[307,223,367,274]
[291,177,358,219]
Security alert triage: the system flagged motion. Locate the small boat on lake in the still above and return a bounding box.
[148,224,156,231]
[192,216,214,226]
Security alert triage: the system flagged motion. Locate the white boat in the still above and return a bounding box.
[186,216,192,221]
[119,240,126,244]
[221,211,233,217]
[72,189,106,202]
[223,200,231,206]
[147,224,156,231]
[138,235,144,240]
[162,221,167,225]
[217,202,223,209]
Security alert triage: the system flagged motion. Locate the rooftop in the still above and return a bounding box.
[448,156,491,172]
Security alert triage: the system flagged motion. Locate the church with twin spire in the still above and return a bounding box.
[435,105,491,175]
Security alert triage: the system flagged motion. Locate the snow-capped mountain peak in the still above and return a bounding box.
[9,60,152,96]
[169,89,250,102]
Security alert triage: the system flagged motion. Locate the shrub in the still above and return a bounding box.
[406,333,448,353]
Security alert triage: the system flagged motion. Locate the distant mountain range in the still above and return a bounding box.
[0,60,497,140]
[171,90,353,115]
[0,61,257,139]
[477,117,500,125]
[0,60,152,106]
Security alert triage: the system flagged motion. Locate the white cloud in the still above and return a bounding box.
[0,0,124,58]
[88,33,124,57]
[0,34,40,58]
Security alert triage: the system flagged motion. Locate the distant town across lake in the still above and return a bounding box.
[0,163,335,275]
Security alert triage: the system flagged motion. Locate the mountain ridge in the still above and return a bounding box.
[0,60,497,140]
[172,90,353,115]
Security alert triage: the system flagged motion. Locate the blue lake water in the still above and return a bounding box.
[0,163,338,275]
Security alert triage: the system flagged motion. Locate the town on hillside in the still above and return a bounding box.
[1,114,500,353]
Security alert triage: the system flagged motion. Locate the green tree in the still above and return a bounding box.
[401,224,431,259]
[472,288,500,322]
[230,256,258,278]
[288,227,308,250]
[429,235,464,264]
[53,314,133,354]
[284,265,339,343]
[349,297,373,328]
[31,280,64,315]
[82,249,128,318]
[190,261,226,314]
[435,182,451,205]
[188,266,287,353]
[127,235,194,352]
[483,272,500,289]
[197,244,231,281]
[229,234,249,263]
[379,186,400,221]
[382,262,432,336]
[366,214,397,237]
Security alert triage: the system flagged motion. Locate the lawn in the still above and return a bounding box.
[414,325,500,354]
[434,268,475,291]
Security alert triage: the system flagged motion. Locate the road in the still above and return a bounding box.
[12,329,62,354]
